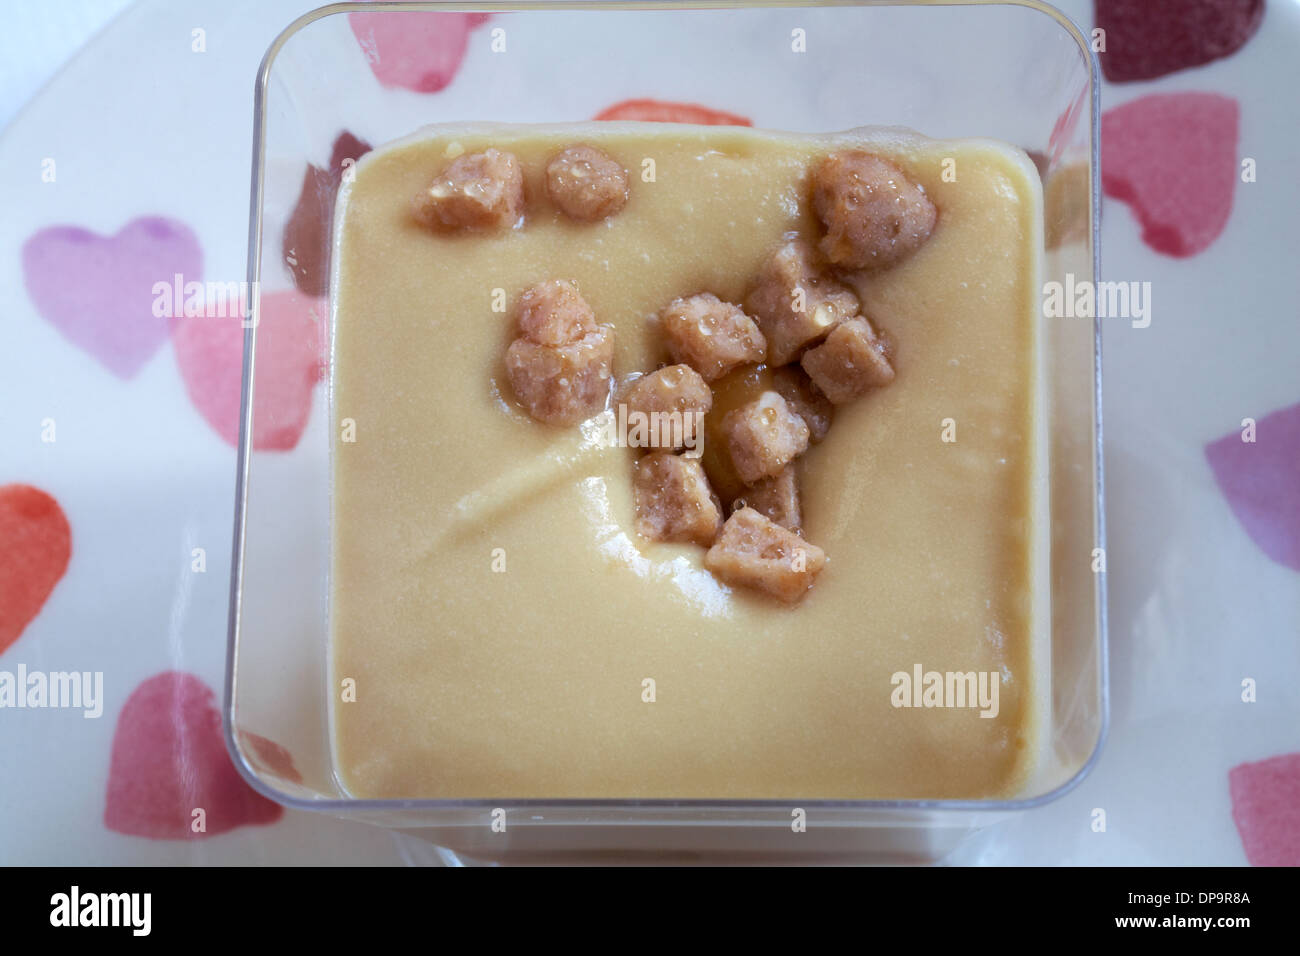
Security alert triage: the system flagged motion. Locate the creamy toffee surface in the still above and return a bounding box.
[330,123,1046,800]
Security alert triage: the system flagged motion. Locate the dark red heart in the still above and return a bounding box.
[1095,0,1265,83]
[283,131,373,297]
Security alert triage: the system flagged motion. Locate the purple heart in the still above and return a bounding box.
[1205,403,1300,573]
[22,217,203,379]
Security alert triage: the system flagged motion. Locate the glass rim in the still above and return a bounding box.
[225,0,1109,821]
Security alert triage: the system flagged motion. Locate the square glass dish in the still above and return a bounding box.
[226,0,1105,864]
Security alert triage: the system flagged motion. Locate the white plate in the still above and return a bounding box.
[1,0,1296,865]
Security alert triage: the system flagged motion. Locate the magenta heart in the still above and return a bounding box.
[22,217,202,379]
[349,10,489,93]
[1095,0,1265,83]
[171,290,326,451]
[1205,403,1300,573]
[1229,753,1300,866]
[105,671,282,840]
[1102,92,1238,258]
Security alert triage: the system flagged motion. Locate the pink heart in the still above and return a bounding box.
[1205,403,1300,573]
[238,731,303,785]
[171,290,326,452]
[1229,753,1300,866]
[105,671,282,840]
[1101,92,1238,258]
[22,217,202,379]
[349,10,489,93]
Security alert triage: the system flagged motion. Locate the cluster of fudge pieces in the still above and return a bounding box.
[503,279,615,426]
[412,144,629,232]
[413,146,936,603]
[412,144,629,425]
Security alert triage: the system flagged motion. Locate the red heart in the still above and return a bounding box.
[283,131,372,297]
[1095,0,1264,83]
[0,485,71,655]
[105,671,283,839]
[594,99,752,126]
[239,730,303,785]
[349,10,489,93]
[171,290,326,451]
[1101,92,1238,258]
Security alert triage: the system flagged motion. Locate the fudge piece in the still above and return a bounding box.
[659,293,766,382]
[621,364,712,452]
[633,452,724,547]
[699,364,773,507]
[505,281,612,425]
[722,391,810,485]
[413,148,524,233]
[744,238,861,365]
[771,365,834,443]
[546,145,630,222]
[800,317,895,405]
[811,151,937,270]
[517,279,597,346]
[738,466,801,532]
[704,507,826,604]
[505,331,613,425]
